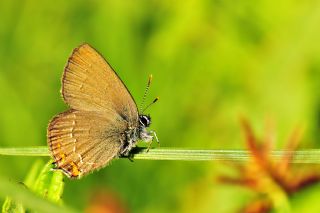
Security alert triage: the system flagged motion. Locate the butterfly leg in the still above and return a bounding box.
[146,130,159,152]
[151,130,159,147]
[127,152,135,162]
[121,146,131,156]
[120,136,137,156]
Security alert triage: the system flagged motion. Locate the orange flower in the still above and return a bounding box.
[218,118,320,213]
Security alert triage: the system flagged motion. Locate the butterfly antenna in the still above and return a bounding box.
[139,74,153,113]
[142,97,159,113]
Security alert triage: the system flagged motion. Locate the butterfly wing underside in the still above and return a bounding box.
[47,43,139,178]
[48,110,127,178]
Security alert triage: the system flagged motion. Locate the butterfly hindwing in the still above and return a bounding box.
[47,109,127,178]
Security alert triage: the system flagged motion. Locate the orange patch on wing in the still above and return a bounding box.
[59,153,66,163]
[70,161,81,177]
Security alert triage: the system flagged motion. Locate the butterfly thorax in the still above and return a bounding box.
[120,115,153,156]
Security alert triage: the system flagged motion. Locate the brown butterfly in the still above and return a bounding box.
[47,43,158,179]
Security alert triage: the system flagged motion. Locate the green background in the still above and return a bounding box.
[1,0,320,212]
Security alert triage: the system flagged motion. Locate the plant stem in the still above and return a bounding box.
[1,146,320,163]
[0,146,49,156]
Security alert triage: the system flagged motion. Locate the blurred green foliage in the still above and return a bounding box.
[0,160,73,213]
[1,0,320,212]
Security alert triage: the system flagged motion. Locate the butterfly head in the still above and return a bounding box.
[138,114,155,144]
[139,115,151,127]
[139,114,151,127]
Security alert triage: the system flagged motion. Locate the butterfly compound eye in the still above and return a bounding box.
[139,115,151,127]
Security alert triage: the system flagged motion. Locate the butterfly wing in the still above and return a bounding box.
[62,43,138,124]
[48,109,127,178]
[48,44,140,178]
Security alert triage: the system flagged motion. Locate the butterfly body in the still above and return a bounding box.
[120,115,154,155]
[47,43,156,179]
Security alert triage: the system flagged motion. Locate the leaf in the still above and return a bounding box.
[2,160,44,213]
[2,197,25,213]
[0,175,76,213]
[33,160,64,204]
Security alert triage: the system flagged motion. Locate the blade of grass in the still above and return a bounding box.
[1,146,320,163]
[0,147,49,156]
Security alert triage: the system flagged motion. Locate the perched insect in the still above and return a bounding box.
[47,43,158,179]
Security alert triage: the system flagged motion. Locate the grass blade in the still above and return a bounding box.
[1,146,320,163]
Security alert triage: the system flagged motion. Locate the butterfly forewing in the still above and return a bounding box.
[48,110,127,178]
[62,43,138,123]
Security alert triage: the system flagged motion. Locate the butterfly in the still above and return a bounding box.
[47,43,158,179]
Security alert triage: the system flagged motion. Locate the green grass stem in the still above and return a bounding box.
[0,146,320,163]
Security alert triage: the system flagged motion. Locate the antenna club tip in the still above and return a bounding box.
[148,74,153,84]
[153,97,159,103]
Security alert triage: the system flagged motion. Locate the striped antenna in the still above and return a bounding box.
[142,97,159,113]
[139,74,153,113]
